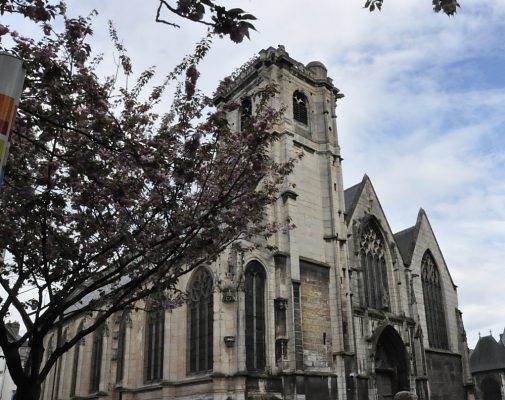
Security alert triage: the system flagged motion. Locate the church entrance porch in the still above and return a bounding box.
[373,325,410,400]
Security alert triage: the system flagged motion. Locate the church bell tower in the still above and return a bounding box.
[215,46,354,400]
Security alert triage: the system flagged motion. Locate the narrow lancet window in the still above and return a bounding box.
[245,261,266,371]
[421,251,449,350]
[116,310,129,383]
[70,321,84,396]
[240,97,252,129]
[188,268,214,373]
[145,298,165,382]
[90,322,105,392]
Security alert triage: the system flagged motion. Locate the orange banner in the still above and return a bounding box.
[0,93,15,135]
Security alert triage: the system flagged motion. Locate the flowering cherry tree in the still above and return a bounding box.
[0,1,295,399]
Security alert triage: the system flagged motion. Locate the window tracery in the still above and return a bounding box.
[188,268,214,373]
[116,310,130,383]
[90,322,105,392]
[70,321,84,396]
[245,261,266,371]
[359,221,390,310]
[421,251,449,350]
[145,298,165,382]
[53,329,67,400]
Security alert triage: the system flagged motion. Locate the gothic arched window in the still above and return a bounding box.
[421,251,449,350]
[188,268,213,373]
[116,310,130,383]
[70,321,84,396]
[240,97,252,129]
[53,328,67,400]
[90,322,105,392]
[145,298,165,382]
[245,261,266,371]
[293,91,308,125]
[359,221,390,310]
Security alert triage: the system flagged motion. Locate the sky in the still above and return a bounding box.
[7,0,505,348]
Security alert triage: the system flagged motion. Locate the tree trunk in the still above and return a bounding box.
[15,382,42,400]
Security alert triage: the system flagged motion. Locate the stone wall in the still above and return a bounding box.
[300,260,332,370]
[426,350,465,400]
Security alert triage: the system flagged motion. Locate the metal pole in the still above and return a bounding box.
[0,51,26,190]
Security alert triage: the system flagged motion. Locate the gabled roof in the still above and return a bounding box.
[470,334,505,373]
[394,225,417,265]
[344,175,415,261]
[391,208,457,288]
[344,175,404,246]
[392,208,431,267]
[344,181,362,216]
[344,175,383,226]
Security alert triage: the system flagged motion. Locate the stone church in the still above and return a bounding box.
[41,46,473,400]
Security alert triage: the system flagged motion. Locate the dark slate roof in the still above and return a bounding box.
[394,226,416,266]
[344,182,361,215]
[470,335,505,373]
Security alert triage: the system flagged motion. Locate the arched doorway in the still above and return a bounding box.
[481,376,502,400]
[374,325,410,400]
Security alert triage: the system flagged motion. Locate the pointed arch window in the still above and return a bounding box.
[90,322,105,393]
[188,268,213,373]
[240,97,252,130]
[245,261,266,371]
[145,298,165,382]
[116,310,130,383]
[70,321,84,396]
[53,328,67,400]
[359,221,390,310]
[421,251,448,350]
[293,91,308,125]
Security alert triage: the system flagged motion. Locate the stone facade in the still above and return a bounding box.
[41,46,472,400]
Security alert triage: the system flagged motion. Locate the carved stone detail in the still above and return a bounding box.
[275,297,288,310]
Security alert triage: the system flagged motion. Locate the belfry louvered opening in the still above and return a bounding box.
[293,91,308,125]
